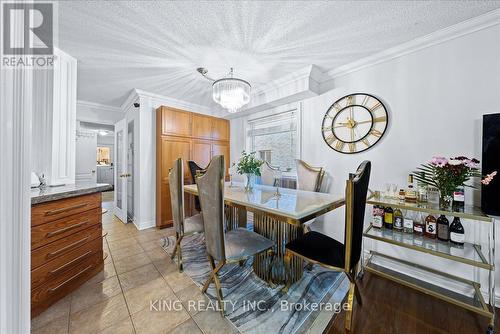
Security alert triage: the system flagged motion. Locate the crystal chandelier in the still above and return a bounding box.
[197,67,251,113]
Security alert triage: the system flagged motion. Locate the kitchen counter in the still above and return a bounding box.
[31,183,112,205]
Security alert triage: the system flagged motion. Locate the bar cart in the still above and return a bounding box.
[361,195,495,334]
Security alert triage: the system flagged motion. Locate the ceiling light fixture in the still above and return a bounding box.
[197,67,251,113]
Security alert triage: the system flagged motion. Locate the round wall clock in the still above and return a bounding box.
[321,93,388,154]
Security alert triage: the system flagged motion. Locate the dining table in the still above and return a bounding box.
[183,182,345,285]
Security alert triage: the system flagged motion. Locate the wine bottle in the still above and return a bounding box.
[425,214,437,239]
[372,205,384,228]
[450,217,465,245]
[384,207,394,229]
[413,212,425,236]
[393,208,403,231]
[403,210,414,233]
[437,215,449,241]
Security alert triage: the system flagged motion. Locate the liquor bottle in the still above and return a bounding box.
[417,172,428,203]
[384,207,394,229]
[393,208,403,231]
[452,187,465,212]
[436,214,450,241]
[403,210,414,233]
[450,217,465,245]
[372,205,384,228]
[405,175,418,203]
[398,189,406,202]
[425,214,437,239]
[413,212,425,235]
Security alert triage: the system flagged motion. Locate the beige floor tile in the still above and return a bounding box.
[164,271,196,293]
[108,237,140,252]
[31,314,68,334]
[145,246,169,262]
[105,231,134,242]
[97,316,135,334]
[152,258,178,278]
[168,318,203,334]
[31,295,71,330]
[192,309,238,334]
[176,283,209,316]
[118,263,161,292]
[134,231,162,244]
[85,261,117,286]
[111,242,145,261]
[138,239,162,251]
[131,302,190,334]
[70,276,122,314]
[114,252,152,274]
[124,277,175,315]
[69,294,129,334]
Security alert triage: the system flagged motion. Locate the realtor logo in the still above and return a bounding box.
[2,2,54,67]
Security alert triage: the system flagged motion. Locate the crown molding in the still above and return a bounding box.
[321,8,500,83]
[77,100,122,113]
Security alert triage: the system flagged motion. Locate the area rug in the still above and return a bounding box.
[160,232,349,334]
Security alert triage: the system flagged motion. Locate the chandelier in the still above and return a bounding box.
[197,67,251,113]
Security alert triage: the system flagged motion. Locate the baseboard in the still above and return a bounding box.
[133,219,155,231]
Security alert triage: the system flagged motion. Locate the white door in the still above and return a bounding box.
[114,119,127,223]
[75,130,97,183]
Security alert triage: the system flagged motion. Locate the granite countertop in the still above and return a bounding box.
[31,183,113,205]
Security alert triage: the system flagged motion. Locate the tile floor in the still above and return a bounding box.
[31,195,239,334]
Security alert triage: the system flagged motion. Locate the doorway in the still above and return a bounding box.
[114,118,135,224]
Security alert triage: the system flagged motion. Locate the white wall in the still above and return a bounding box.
[231,24,500,301]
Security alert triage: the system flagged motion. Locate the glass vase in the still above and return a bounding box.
[439,191,453,210]
[245,173,256,191]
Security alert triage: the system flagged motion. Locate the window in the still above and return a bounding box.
[248,109,298,172]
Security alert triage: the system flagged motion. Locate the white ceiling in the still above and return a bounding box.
[58,1,500,109]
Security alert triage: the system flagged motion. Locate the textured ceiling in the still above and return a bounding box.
[58,1,500,109]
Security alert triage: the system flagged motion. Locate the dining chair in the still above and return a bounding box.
[260,161,280,186]
[196,155,276,315]
[295,159,325,192]
[169,158,204,272]
[284,160,371,331]
[187,160,206,212]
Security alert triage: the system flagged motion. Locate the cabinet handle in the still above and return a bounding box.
[49,250,94,275]
[48,265,93,293]
[46,220,90,238]
[46,237,89,259]
[45,203,88,216]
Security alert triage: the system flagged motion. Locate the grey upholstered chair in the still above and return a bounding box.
[284,161,371,331]
[196,155,275,315]
[295,159,325,192]
[259,161,279,186]
[169,158,204,272]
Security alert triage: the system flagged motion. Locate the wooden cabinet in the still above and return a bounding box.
[160,107,191,137]
[156,106,230,227]
[31,193,104,318]
[212,118,230,141]
[192,114,213,140]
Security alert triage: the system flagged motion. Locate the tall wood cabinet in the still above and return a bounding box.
[156,106,230,228]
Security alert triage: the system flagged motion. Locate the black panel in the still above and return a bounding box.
[482,113,500,216]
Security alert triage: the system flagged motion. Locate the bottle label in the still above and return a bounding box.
[426,222,436,234]
[403,218,413,229]
[384,213,393,224]
[394,217,403,229]
[453,191,465,202]
[372,216,383,228]
[414,225,423,233]
[437,225,449,240]
[450,232,465,243]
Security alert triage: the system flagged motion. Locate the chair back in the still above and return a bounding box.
[260,161,279,186]
[295,159,325,192]
[168,158,184,234]
[196,155,226,262]
[188,161,205,211]
[344,161,371,271]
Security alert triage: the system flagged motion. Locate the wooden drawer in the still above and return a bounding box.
[31,250,103,318]
[32,224,102,269]
[32,193,101,226]
[32,207,102,250]
[31,237,103,289]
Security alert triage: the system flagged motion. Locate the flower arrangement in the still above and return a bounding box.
[235,151,263,176]
[413,156,496,207]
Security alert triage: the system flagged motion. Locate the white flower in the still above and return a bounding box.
[449,159,462,166]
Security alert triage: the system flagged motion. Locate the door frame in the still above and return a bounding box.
[114,118,127,223]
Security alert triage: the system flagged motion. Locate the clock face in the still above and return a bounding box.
[321,93,388,154]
